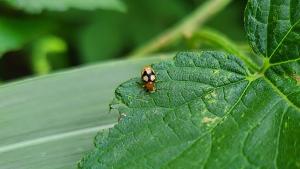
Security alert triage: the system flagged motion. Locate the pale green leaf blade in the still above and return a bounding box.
[0,56,169,169]
[79,51,300,169]
[245,0,300,63]
[5,0,126,13]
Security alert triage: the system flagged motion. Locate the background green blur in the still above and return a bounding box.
[0,0,247,83]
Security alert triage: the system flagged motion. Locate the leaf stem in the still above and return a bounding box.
[129,0,232,57]
[192,28,260,72]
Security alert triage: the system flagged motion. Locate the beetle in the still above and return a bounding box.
[141,66,156,92]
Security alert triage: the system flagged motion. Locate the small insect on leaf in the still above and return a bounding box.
[141,66,156,92]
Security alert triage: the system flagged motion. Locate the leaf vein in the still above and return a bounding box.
[274,105,288,169]
[269,18,300,59]
[263,77,300,111]
[163,80,252,167]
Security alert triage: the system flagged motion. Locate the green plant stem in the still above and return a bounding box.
[129,0,232,57]
[193,28,260,72]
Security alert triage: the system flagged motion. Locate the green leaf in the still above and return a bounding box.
[77,13,125,62]
[30,35,68,75]
[0,18,51,56]
[77,0,187,63]
[192,28,261,72]
[79,51,300,169]
[245,0,300,63]
[0,55,169,169]
[5,0,126,13]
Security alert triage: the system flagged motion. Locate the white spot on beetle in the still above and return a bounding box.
[150,75,155,81]
[143,76,149,82]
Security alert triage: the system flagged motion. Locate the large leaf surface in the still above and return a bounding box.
[5,0,126,13]
[80,51,300,169]
[245,0,300,63]
[0,56,169,169]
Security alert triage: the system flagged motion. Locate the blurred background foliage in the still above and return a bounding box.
[0,0,247,82]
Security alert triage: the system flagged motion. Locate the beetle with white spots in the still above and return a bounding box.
[141,66,156,92]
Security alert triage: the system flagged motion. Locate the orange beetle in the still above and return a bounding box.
[141,66,156,92]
